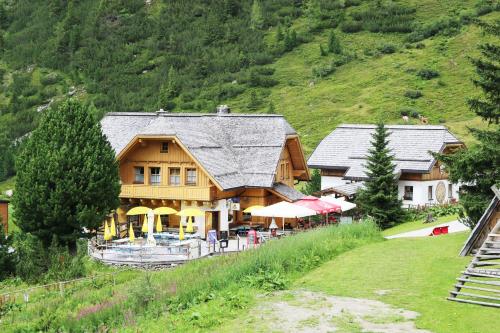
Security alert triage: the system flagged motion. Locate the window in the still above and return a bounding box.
[403,186,413,201]
[169,168,181,185]
[160,142,169,153]
[448,183,453,198]
[150,167,161,185]
[243,212,252,222]
[428,186,433,201]
[280,163,285,180]
[134,167,144,184]
[285,162,290,179]
[186,168,197,185]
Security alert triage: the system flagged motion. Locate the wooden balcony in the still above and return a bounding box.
[120,184,214,201]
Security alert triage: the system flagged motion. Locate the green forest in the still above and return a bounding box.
[0,0,499,181]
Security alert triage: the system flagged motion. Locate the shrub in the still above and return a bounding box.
[340,20,363,33]
[407,17,461,42]
[410,110,420,119]
[415,42,425,49]
[312,63,335,78]
[377,44,397,54]
[40,72,61,86]
[404,90,423,99]
[417,68,440,80]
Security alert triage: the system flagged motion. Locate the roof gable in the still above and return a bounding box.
[308,124,463,179]
[101,112,300,190]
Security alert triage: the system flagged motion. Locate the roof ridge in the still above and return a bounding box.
[338,123,449,130]
[103,112,285,118]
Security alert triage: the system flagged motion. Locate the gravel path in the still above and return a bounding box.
[385,220,469,239]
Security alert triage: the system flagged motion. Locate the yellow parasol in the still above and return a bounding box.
[243,205,265,213]
[129,223,135,242]
[179,223,185,241]
[104,221,112,241]
[176,208,204,217]
[141,214,148,233]
[110,216,116,237]
[126,206,151,216]
[153,207,178,215]
[156,215,163,232]
[186,216,194,233]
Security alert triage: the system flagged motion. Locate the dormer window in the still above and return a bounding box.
[161,142,169,153]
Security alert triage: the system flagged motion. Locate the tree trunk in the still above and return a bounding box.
[68,239,78,256]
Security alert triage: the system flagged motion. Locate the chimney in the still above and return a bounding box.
[216,105,230,114]
[156,108,169,116]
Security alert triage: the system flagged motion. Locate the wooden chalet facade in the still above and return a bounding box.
[308,124,465,206]
[101,108,309,237]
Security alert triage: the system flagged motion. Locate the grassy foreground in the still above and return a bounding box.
[294,232,498,333]
[1,222,381,332]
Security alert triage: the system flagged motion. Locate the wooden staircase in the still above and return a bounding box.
[448,221,500,307]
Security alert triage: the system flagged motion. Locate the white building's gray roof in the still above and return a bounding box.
[101,111,298,191]
[308,124,462,180]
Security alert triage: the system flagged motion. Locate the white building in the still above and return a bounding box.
[308,124,464,207]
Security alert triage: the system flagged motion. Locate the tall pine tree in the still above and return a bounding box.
[435,20,499,228]
[356,123,404,229]
[13,100,120,252]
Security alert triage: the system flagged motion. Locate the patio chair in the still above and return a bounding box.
[429,225,449,236]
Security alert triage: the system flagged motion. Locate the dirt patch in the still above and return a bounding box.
[228,290,431,333]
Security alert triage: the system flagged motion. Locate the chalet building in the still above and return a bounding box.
[100,108,309,237]
[0,199,8,233]
[308,124,464,207]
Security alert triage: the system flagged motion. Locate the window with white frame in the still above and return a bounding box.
[134,167,144,184]
[150,167,161,185]
[448,183,453,198]
[428,186,433,201]
[169,168,181,185]
[186,168,197,185]
[403,186,413,201]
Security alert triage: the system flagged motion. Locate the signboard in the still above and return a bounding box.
[230,203,240,211]
[207,230,217,244]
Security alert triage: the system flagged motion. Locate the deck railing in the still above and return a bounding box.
[120,184,213,201]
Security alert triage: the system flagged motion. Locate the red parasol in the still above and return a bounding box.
[293,196,341,214]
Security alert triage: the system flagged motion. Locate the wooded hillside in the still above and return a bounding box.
[0,0,498,179]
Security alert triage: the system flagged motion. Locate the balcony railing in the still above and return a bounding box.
[120,184,213,201]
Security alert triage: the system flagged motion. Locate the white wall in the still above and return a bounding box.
[320,175,460,207]
[399,179,459,207]
[180,199,229,238]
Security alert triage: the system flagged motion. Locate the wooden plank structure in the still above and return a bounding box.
[0,198,8,233]
[448,219,500,307]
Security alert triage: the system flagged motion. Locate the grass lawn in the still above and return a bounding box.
[382,214,459,237]
[295,232,498,333]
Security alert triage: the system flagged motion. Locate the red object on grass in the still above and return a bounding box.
[294,196,341,214]
[430,226,449,236]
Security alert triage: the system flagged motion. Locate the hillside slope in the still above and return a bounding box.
[0,0,498,158]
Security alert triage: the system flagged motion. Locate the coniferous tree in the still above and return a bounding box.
[328,31,342,54]
[250,0,264,30]
[13,100,120,252]
[356,123,404,229]
[0,218,14,281]
[435,20,499,228]
[319,44,327,56]
[303,169,321,195]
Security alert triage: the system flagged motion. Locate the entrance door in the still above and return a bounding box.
[204,212,220,238]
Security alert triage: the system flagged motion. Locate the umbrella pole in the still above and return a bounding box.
[283,217,285,232]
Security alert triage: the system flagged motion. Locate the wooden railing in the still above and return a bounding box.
[120,184,213,201]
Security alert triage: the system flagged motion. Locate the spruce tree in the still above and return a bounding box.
[0,217,14,280]
[13,100,120,252]
[250,0,264,30]
[328,31,342,54]
[435,20,499,228]
[356,123,404,229]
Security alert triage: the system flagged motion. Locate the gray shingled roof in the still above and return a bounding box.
[272,183,305,201]
[327,182,365,197]
[101,111,298,190]
[308,124,462,180]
